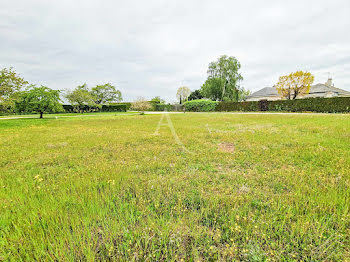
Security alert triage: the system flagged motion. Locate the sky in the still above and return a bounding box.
[1,0,350,102]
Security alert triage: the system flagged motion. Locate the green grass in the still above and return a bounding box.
[0,111,136,118]
[0,113,349,261]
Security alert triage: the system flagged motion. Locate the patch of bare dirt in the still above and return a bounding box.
[218,142,235,153]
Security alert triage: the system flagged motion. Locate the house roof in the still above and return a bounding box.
[248,83,350,99]
[310,83,350,96]
[248,87,279,98]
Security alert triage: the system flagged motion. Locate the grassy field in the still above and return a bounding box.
[0,112,349,261]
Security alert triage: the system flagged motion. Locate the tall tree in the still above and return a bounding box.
[176,86,191,104]
[275,71,314,100]
[66,84,97,111]
[91,83,122,104]
[201,78,226,101]
[0,67,28,112]
[188,89,203,101]
[16,85,63,118]
[201,55,244,101]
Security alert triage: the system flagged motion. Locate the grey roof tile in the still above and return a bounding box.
[248,83,350,99]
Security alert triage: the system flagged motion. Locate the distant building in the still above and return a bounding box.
[246,78,350,101]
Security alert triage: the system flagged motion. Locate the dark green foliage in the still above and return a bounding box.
[62,104,98,113]
[259,100,268,111]
[188,90,204,101]
[216,97,350,113]
[110,102,132,110]
[101,104,127,112]
[152,104,184,112]
[184,99,218,112]
[154,104,174,111]
[267,97,350,113]
[216,101,260,111]
[62,104,127,112]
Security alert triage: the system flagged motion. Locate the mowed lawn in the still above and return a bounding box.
[0,113,349,261]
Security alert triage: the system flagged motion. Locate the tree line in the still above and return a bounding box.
[0,55,316,117]
[0,67,123,118]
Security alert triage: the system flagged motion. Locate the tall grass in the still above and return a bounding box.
[0,113,349,260]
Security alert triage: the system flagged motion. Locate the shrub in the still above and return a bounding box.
[259,100,268,111]
[131,97,152,112]
[184,99,218,112]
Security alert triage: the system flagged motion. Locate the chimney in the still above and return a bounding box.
[325,77,333,87]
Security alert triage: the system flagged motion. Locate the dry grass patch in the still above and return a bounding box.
[218,142,235,153]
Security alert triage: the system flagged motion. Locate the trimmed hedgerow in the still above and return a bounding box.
[154,104,174,111]
[184,100,218,112]
[101,104,127,112]
[268,97,350,113]
[109,102,132,110]
[216,97,350,113]
[216,101,260,112]
[62,104,127,113]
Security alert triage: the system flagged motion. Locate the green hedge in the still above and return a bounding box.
[216,97,350,113]
[216,101,260,111]
[101,104,127,112]
[62,104,127,113]
[267,97,350,113]
[154,104,174,111]
[184,100,218,112]
[109,102,132,110]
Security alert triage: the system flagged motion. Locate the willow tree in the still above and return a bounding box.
[201,55,243,101]
[275,71,314,100]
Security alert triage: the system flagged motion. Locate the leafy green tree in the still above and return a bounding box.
[0,67,28,112]
[201,55,244,101]
[188,89,204,101]
[150,96,165,104]
[16,85,63,118]
[66,84,97,112]
[91,83,122,104]
[176,86,191,104]
[201,78,226,101]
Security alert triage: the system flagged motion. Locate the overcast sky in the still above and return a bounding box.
[1,0,349,102]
